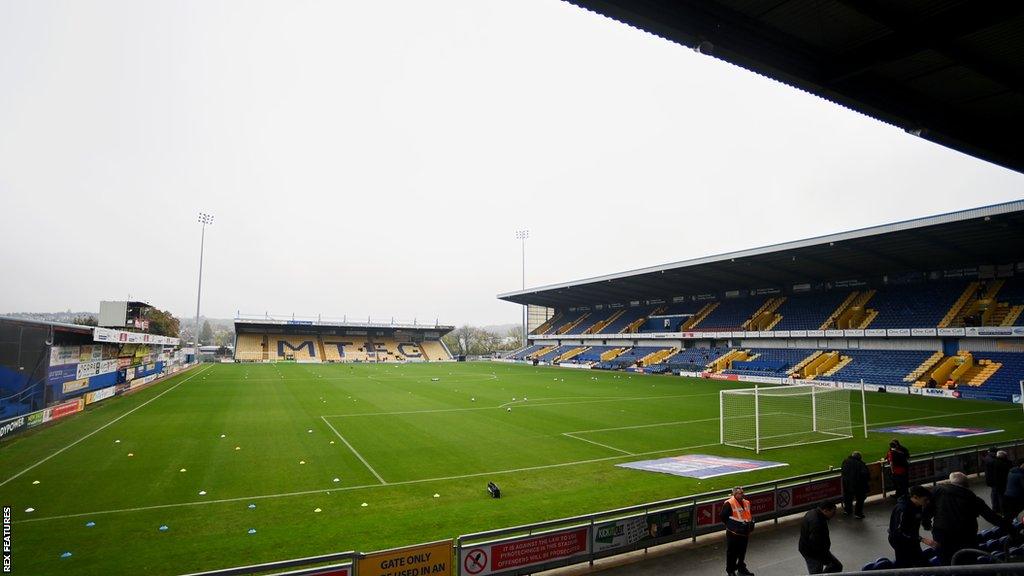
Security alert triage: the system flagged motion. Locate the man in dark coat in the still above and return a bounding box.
[984,449,1012,512]
[798,502,842,574]
[1003,459,1024,518]
[888,485,936,568]
[924,472,1012,565]
[886,439,911,499]
[841,451,869,519]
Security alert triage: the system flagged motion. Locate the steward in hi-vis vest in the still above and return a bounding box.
[719,487,756,576]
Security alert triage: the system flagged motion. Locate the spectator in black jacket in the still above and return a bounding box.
[924,472,1012,565]
[798,502,842,574]
[841,451,869,519]
[888,485,936,568]
[984,449,1012,512]
[1003,460,1024,518]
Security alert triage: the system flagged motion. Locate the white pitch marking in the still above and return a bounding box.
[324,392,721,419]
[0,365,213,488]
[13,382,1019,524]
[16,439,728,524]
[561,433,634,455]
[320,416,387,485]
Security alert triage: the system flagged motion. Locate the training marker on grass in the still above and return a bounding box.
[199,490,207,496]
[60,552,72,558]
[24,508,34,513]
[159,525,168,531]
[361,502,368,507]
[180,468,187,472]
[314,508,322,513]
[248,503,256,509]
[248,528,256,534]
[85,521,95,527]
[32,480,39,485]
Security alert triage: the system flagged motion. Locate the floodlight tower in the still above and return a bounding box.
[195,212,214,348]
[515,229,529,346]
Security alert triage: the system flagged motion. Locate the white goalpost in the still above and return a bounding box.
[720,384,856,453]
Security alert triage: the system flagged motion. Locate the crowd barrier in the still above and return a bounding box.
[189,439,1021,576]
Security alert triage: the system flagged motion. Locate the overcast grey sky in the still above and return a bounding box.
[1,0,1021,326]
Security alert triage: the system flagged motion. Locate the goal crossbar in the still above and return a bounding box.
[720,384,856,453]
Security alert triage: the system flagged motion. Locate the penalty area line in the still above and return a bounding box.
[320,416,387,485]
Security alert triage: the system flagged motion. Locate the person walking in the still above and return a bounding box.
[1003,459,1024,518]
[888,485,936,568]
[719,486,755,576]
[886,439,911,499]
[841,451,869,519]
[984,449,1012,513]
[798,502,842,574]
[925,472,1012,565]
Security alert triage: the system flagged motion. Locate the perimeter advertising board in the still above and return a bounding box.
[775,478,842,513]
[459,527,589,576]
[358,540,451,576]
[696,491,775,529]
[592,505,694,554]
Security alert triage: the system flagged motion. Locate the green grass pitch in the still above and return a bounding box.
[2,362,1022,575]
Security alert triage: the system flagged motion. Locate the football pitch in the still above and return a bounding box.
[3,362,1023,575]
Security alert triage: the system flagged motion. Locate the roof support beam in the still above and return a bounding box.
[828,0,1024,96]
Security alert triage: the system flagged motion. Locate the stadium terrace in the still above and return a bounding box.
[499,200,1024,403]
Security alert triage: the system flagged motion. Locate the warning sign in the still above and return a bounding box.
[458,527,590,576]
[358,540,452,576]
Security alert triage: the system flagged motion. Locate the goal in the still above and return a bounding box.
[720,385,856,453]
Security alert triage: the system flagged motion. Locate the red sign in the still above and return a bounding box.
[779,478,842,511]
[460,528,589,575]
[696,492,775,527]
[48,399,84,422]
[702,372,739,381]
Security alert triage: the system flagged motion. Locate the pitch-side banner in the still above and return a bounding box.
[93,327,179,346]
[775,478,842,513]
[459,527,589,576]
[358,540,451,576]
[592,505,694,553]
[696,491,775,528]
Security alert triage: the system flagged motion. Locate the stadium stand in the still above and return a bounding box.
[868,282,966,329]
[772,291,853,331]
[599,305,659,334]
[419,340,450,361]
[235,334,266,361]
[533,309,588,335]
[724,348,819,377]
[692,296,768,330]
[535,345,575,363]
[568,308,618,335]
[270,335,318,361]
[562,345,615,364]
[830,349,934,386]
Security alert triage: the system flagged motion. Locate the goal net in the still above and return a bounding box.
[720,385,853,453]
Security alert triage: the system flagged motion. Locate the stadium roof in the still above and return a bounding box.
[497,200,1024,308]
[565,0,1024,174]
[0,315,95,335]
